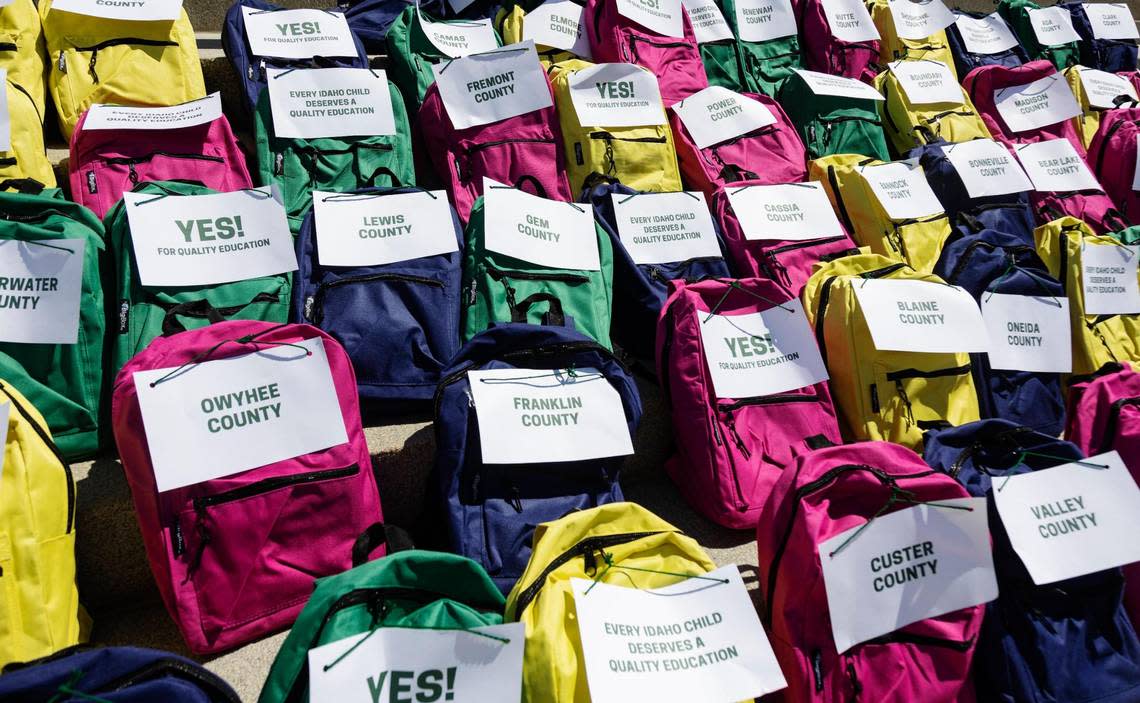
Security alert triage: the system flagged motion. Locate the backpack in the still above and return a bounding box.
[999,0,1081,71]
[0,0,47,119]
[0,646,239,702]
[811,153,953,273]
[875,59,991,156]
[431,324,641,593]
[923,420,1140,703]
[0,380,82,669]
[866,0,958,76]
[802,253,981,448]
[291,186,463,405]
[1064,65,1139,150]
[1017,136,1128,236]
[39,0,206,141]
[656,277,842,528]
[718,0,802,96]
[1062,0,1139,73]
[587,181,730,359]
[933,228,1066,436]
[1088,107,1140,222]
[111,320,386,655]
[691,0,744,90]
[548,60,682,195]
[963,60,1087,156]
[104,181,292,375]
[496,0,589,66]
[946,10,1029,76]
[796,0,879,80]
[258,550,505,703]
[755,440,984,703]
[0,185,106,460]
[1122,68,1140,96]
[504,502,717,703]
[69,98,252,220]
[1,76,54,188]
[778,71,891,161]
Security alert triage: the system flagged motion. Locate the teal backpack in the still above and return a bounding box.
[0,180,105,460]
[777,70,891,161]
[721,0,802,96]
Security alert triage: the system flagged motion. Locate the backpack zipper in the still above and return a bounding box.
[813,263,906,366]
[626,34,692,64]
[718,393,821,411]
[68,38,178,83]
[944,241,1036,285]
[310,272,444,325]
[862,631,975,651]
[1096,397,1140,455]
[0,379,74,533]
[157,291,280,323]
[9,81,42,129]
[103,152,226,186]
[825,165,856,233]
[946,425,1035,478]
[761,236,849,284]
[645,257,723,283]
[94,659,240,702]
[884,365,972,428]
[1092,116,1135,172]
[588,131,667,144]
[456,137,555,182]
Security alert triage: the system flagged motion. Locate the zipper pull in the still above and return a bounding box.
[724,410,752,459]
[86,171,97,194]
[58,52,67,74]
[504,284,517,311]
[182,505,212,583]
[117,300,129,334]
[171,521,185,557]
[870,383,880,414]
[466,278,478,307]
[508,485,523,513]
[247,64,255,81]
[127,162,138,185]
[812,649,824,693]
[454,155,464,182]
[846,661,862,700]
[303,295,315,321]
[88,49,99,83]
[274,152,284,176]
[808,123,817,146]
[894,380,916,427]
[367,594,390,628]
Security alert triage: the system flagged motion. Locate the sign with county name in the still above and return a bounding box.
[887,0,956,40]
[617,0,684,37]
[1078,68,1139,110]
[820,498,997,653]
[312,190,459,267]
[483,178,599,270]
[572,566,787,703]
[436,42,552,129]
[672,87,775,149]
[569,63,666,127]
[133,338,349,492]
[944,139,1033,197]
[524,0,592,57]
[420,17,499,58]
[267,68,396,139]
[853,278,990,353]
[0,68,8,152]
[1082,242,1140,315]
[995,451,1140,585]
[1014,139,1101,192]
[725,182,846,241]
[1084,3,1139,40]
[0,239,85,344]
[241,7,358,59]
[50,0,182,21]
[889,59,962,105]
[83,93,223,131]
[611,191,722,265]
[734,0,797,42]
[860,161,944,220]
[793,69,883,101]
[682,0,735,43]
[699,301,829,399]
[467,366,634,464]
[994,74,1081,133]
[123,188,297,287]
[982,293,1071,373]
[1027,6,1081,46]
[954,12,1019,54]
[308,623,525,703]
[819,0,879,42]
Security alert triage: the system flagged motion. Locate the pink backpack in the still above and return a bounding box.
[712,180,858,296]
[1030,184,1129,236]
[69,104,252,219]
[797,0,880,81]
[418,77,573,225]
[1120,70,1140,95]
[669,92,807,199]
[964,60,1087,156]
[756,440,984,703]
[654,277,841,529]
[584,0,708,106]
[111,321,385,655]
[1089,109,1140,223]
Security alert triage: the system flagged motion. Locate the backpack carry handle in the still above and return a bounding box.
[512,174,548,199]
[351,522,415,567]
[0,178,45,195]
[160,300,226,336]
[364,165,405,188]
[510,292,566,326]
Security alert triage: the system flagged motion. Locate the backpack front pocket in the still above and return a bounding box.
[808,112,885,159]
[454,136,564,207]
[620,30,704,101]
[874,362,974,445]
[584,129,673,191]
[58,38,184,118]
[480,264,594,329]
[89,152,229,206]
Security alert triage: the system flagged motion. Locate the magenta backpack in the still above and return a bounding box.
[69,103,252,219]
[756,440,984,703]
[963,60,1087,156]
[669,92,807,199]
[1089,109,1140,223]
[584,0,708,106]
[654,277,841,529]
[111,321,385,655]
[1120,71,1140,96]
[418,77,573,225]
[1030,181,1128,236]
[797,0,880,81]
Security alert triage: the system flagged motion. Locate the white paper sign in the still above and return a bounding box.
[724,182,846,241]
[50,0,181,21]
[436,42,553,130]
[994,74,1082,133]
[82,93,222,132]
[820,498,997,653]
[572,566,787,703]
[853,278,990,353]
[982,293,1072,373]
[672,87,776,149]
[699,300,829,398]
[467,366,634,464]
[1082,242,1140,314]
[793,69,884,101]
[123,188,297,287]
[994,451,1140,585]
[568,63,666,127]
[1027,6,1081,46]
[241,7,358,59]
[312,190,459,267]
[133,338,349,492]
[308,623,525,703]
[611,191,722,264]
[888,0,956,40]
[819,0,880,42]
[954,12,1019,55]
[860,161,945,220]
[483,179,599,270]
[524,0,592,57]
[1014,139,1101,192]
[735,0,797,42]
[0,68,8,153]
[421,17,500,58]
[617,0,684,37]
[682,0,735,43]
[267,68,396,139]
[0,239,85,344]
[944,139,1033,197]
[1084,3,1139,40]
[1078,67,1139,109]
[889,60,962,105]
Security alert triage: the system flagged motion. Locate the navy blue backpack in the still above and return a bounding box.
[1062,1,1139,73]
[338,0,494,53]
[0,646,240,702]
[924,420,1140,703]
[431,323,641,593]
[946,11,1030,76]
[934,228,1066,436]
[586,181,731,360]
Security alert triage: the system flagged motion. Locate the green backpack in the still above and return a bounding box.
[778,71,891,161]
[692,0,746,90]
[253,80,414,234]
[0,181,105,460]
[998,0,1080,71]
[462,195,614,349]
[105,181,292,374]
[258,551,506,703]
[720,0,802,97]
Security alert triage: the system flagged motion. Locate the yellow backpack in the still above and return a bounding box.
[0,379,83,668]
[2,77,56,187]
[810,153,952,272]
[1034,217,1140,376]
[866,0,958,79]
[505,502,717,703]
[496,0,586,67]
[801,252,981,449]
[874,59,991,155]
[39,0,206,141]
[548,59,683,195]
[0,0,47,119]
